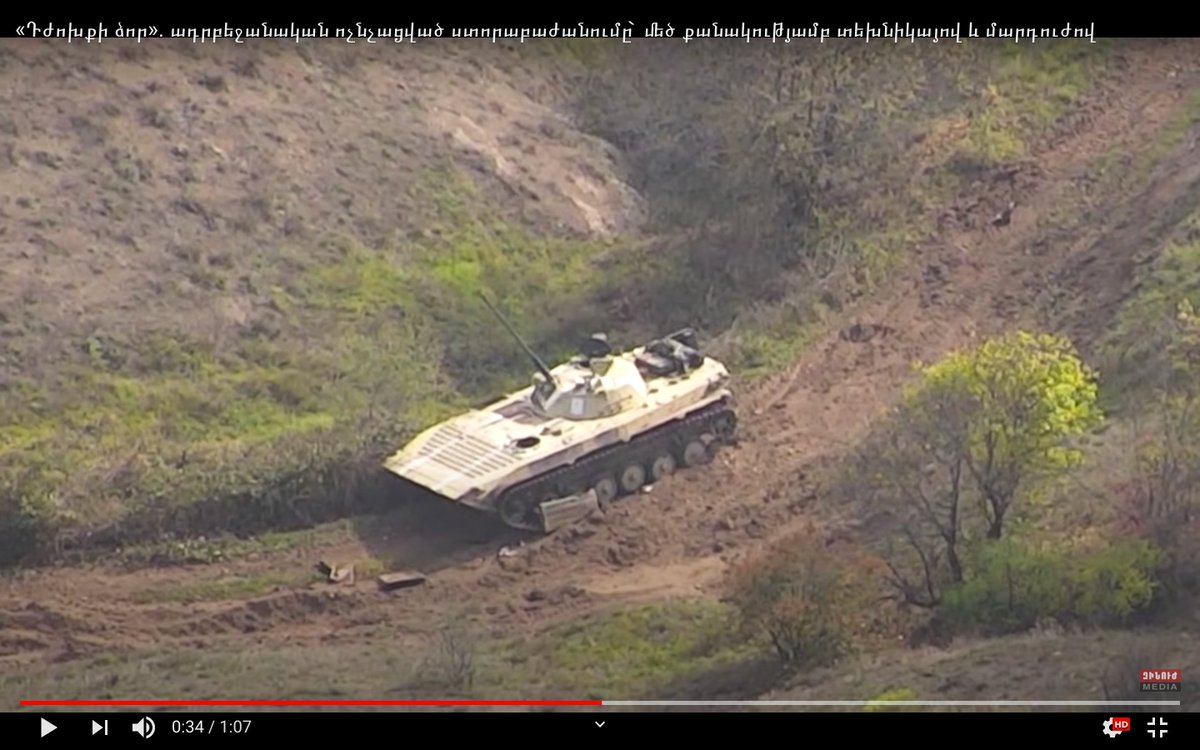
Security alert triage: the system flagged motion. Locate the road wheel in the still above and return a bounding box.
[681,439,708,467]
[593,476,619,505]
[619,463,647,494]
[649,453,676,482]
[498,494,538,530]
[712,411,738,440]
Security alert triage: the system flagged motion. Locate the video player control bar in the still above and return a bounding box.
[16,710,1190,744]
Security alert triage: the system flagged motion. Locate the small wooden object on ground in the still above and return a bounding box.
[377,570,427,591]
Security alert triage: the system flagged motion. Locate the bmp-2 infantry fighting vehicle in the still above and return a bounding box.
[382,295,738,532]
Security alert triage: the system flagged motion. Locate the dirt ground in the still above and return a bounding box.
[3,38,1200,705]
[0,39,643,377]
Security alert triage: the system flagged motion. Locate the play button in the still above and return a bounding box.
[40,718,56,737]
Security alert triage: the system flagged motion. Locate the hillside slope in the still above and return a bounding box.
[3,38,1200,706]
[0,39,650,560]
[1,40,641,370]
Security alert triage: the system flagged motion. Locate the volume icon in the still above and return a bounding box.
[132,717,155,738]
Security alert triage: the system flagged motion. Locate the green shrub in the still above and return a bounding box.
[939,538,1164,635]
[0,493,56,567]
[727,524,883,668]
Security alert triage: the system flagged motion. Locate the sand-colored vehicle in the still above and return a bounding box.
[382,295,737,531]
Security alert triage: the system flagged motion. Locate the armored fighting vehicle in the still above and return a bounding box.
[382,295,737,532]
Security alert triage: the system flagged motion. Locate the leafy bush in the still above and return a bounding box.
[850,330,1103,608]
[913,330,1104,540]
[0,493,57,567]
[938,538,1164,635]
[726,524,882,668]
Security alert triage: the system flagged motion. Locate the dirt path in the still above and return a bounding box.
[4,40,1200,683]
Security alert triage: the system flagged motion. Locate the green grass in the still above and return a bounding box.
[0,642,425,704]
[0,319,449,557]
[0,42,1121,567]
[34,368,331,446]
[713,41,1112,382]
[517,38,618,70]
[301,169,620,393]
[0,600,755,704]
[130,572,323,605]
[722,302,828,382]
[1145,89,1200,168]
[487,600,752,699]
[1101,207,1200,407]
[0,163,631,565]
[114,521,356,569]
[6,605,1199,708]
[957,41,1109,163]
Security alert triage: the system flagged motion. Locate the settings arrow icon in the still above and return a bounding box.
[1102,718,1119,738]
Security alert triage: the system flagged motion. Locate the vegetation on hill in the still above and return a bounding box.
[0,39,1121,565]
[730,216,1200,675]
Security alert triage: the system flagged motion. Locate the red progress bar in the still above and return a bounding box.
[21,700,603,706]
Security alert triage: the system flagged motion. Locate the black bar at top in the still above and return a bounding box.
[0,10,1196,38]
[6,710,1193,746]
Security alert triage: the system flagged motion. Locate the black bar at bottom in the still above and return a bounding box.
[9,710,1192,745]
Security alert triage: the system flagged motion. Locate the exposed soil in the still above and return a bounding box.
[3,38,1200,703]
[0,39,644,377]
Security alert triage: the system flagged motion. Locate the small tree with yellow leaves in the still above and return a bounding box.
[852,330,1104,607]
[914,330,1103,540]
